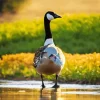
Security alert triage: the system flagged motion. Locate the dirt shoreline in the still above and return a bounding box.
[0,78,100,85]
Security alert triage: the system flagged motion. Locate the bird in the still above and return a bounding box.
[33,11,65,88]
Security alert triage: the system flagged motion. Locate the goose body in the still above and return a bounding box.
[33,11,65,88]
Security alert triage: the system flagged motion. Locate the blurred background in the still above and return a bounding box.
[0,0,100,54]
[0,0,100,55]
[0,0,100,22]
[0,0,100,83]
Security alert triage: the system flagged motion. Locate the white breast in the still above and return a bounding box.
[44,38,55,46]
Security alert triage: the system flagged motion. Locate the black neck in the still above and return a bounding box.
[44,18,52,40]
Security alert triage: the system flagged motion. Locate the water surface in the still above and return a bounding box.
[0,80,100,100]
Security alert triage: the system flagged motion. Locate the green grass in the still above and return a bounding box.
[0,14,100,84]
[0,14,100,57]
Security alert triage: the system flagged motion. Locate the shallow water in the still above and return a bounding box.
[0,80,100,100]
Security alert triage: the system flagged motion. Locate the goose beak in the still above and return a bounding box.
[54,14,61,19]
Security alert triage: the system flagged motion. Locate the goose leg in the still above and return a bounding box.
[52,74,60,88]
[41,74,45,88]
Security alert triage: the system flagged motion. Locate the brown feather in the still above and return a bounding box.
[36,59,61,75]
[33,44,49,67]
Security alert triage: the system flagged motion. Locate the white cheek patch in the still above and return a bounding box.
[47,14,54,20]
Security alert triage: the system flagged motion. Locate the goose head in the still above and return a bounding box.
[44,11,61,21]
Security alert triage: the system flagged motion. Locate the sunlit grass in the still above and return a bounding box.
[0,14,100,84]
[0,14,100,56]
[0,53,100,84]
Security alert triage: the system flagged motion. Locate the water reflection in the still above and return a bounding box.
[40,88,58,100]
[0,88,100,100]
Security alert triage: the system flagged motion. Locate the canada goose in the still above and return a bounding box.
[33,11,65,88]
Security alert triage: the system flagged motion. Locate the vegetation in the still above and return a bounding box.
[0,53,100,84]
[0,14,100,84]
[0,14,100,57]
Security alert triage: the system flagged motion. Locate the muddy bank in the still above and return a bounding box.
[0,77,100,85]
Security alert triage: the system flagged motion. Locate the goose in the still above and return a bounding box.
[33,11,65,88]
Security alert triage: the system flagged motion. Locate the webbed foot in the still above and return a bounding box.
[52,84,60,88]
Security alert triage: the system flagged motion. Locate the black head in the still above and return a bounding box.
[45,11,61,21]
